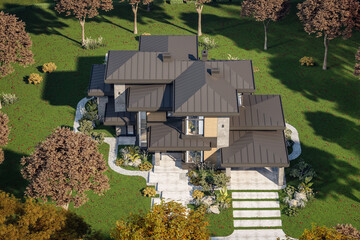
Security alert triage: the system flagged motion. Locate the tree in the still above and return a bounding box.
[0,112,10,164]
[0,190,97,240]
[0,11,34,78]
[355,47,360,76]
[21,127,110,210]
[55,0,113,45]
[297,0,360,70]
[111,200,210,240]
[120,0,154,34]
[184,0,211,36]
[241,0,290,50]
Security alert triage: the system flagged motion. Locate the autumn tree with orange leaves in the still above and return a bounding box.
[55,0,113,45]
[355,47,360,77]
[21,127,109,210]
[0,112,10,164]
[120,0,154,34]
[241,0,290,51]
[297,0,360,70]
[0,11,34,78]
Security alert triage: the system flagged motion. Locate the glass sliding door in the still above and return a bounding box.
[138,112,147,147]
[186,151,203,163]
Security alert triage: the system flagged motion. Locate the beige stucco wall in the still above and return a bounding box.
[204,117,218,160]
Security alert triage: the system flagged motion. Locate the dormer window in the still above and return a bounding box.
[186,116,204,135]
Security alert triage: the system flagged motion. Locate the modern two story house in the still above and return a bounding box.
[88,35,289,185]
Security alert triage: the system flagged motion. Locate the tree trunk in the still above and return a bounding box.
[263,21,268,50]
[80,19,85,46]
[147,2,151,12]
[323,34,329,70]
[196,5,203,36]
[132,4,138,34]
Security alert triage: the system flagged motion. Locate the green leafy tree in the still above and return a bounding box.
[241,0,290,50]
[297,0,360,70]
[21,127,109,210]
[111,200,210,239]
[120,0,154,34]
[55,0,113,45]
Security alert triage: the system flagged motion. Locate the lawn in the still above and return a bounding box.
[0,0,359,238]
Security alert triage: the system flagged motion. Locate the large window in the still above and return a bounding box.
[186,116,204,135]
[186,151,203,163]
[138,112,147,147]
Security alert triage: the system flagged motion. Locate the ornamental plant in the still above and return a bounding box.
[193,189,204,200]
[28,73,43,85]
[334,224,360,239]
[0,93,17,106]
[299,56,315,66]
[42,62,57,73]
[139,161,153,171]
[142,187,156,197]
[300,224,348,240]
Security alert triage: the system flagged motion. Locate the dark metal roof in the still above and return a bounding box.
[230,95,286,130]
[206,60,255,92]
[88,64,112,97]
[127,84,172,111]
[139,35,198,60]
[105,51,193,84]
[148,121,212,151]
[221,130,289,168]
[104,97,136,126]
[173,61,239,116]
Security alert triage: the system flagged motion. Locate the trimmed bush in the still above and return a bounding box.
[192,190,204,200]
[142,187,156,197]
[85,98,98,112]
[299,56,315,67]
[199,36,218,51]
[115,158,124,167]
[90,132,105,144]
[28,73,43,85]
[82,111,98,121]
[1,93,17,105]
[289,158,316,181]
[139,161,153,171]
[42,62,57,73]
[83,36,105,50]
[78,120,94,135]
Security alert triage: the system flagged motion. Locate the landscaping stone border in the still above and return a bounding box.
[286,123,301,161]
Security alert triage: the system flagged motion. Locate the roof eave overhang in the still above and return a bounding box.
[104,79,174,84]
[171,111,240,117]
[127,107,172,112]
[87,90,105,97]
[229,126,286,131]
[148,146,212,152]
[220,162,290,168]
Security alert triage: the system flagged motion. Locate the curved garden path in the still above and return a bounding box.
[286,123,301,161]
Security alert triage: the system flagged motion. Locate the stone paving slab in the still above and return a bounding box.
[233,210,281,218]
[162,191,192,200]
[232,192,279,199]
[230,168,284,190]
[286,123,301,161]
[234,219,282,227]
[211,229,288,240]
[232,200,280,209]
[157,183,192,192]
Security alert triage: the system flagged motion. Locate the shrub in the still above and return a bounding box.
[28,73,43,85]
[0,112,10,147]
[188,170,201,186]
[227,54,239,60]
[0,148,4,164]
[213,173,230,189]
[90,132,105,144]
[78,120,94,135]
[334,224,360,239]
[299,56,315,66]
[300,224,348,240]
[85,98,98,112]
[289,158,316,181]
[284,128,292,140]
[115,158,124,167]
[283,206,299,217]
[216,186,231,210]
[142,187,156,197]
[199,36,218,51]
[42,62,57,73]
[1,93,18,105]
[82,111,98,121]
[193,190,204,200]
[83,36,105,50]
[139,161,153,171]
[253,66,260,73]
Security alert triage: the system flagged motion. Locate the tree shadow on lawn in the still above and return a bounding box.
[42,56,103,109]
[0,149,28,199]
[287,144,360,203]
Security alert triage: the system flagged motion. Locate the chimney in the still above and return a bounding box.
[162,52,172,62]
[201,50,208,61]
[211,67,220,77]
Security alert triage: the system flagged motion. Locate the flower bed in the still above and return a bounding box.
[116,145,153,171]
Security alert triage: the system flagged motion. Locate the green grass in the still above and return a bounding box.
[71,143,151,239]
[0,0,358,238]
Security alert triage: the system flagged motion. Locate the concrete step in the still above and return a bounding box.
[229,184,281,191]
[157,182,192,192]
[232,200,280,209]
[158,160,182,168]
[153,165,188,173]
[148,172,182,184]
[234,219,282,228]
[233,210,281,218]
[232,192,279,200]
[161,191,192,201]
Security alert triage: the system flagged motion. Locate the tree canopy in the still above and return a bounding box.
[21,127,109,210]
[0,11,34,78]
[355,47,360,76]
[111,200,210,240]
[0,112,10,164]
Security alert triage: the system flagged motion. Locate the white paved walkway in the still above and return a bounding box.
[286,123,301,161]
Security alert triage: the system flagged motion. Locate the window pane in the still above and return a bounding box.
[186,116,204,135]
[187,151,202,163]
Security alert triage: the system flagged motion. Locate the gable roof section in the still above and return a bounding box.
[104,97,136,126]
[139,35,198,60]
[127,84,172,111]
[172,61,239,116]
[206,60,255,92]
[88,64,108,96]
[230,95,286,130]
[105,51,193,84]
[221,130,289,168]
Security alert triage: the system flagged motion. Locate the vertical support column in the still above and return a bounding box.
[97,96,108,123]
[278,167,285,187]
[155,152,161,166]
[226,167,231,186]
